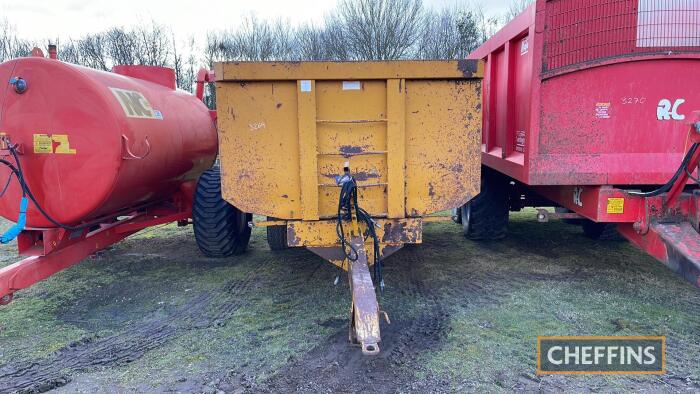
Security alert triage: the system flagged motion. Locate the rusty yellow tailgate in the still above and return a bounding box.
[214,60,483,221]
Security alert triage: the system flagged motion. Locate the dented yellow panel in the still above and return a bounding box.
[405,80,482,215]
[215,61,482,221]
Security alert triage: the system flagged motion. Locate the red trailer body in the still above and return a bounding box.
[470,0,699,187]
[463,0,700,287]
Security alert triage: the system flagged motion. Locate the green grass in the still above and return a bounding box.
[0,210,698,391]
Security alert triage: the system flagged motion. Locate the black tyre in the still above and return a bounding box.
[461,167,509,240]
[266,217,288,251]
[581,221,622,241]
[193,165,252,257]
[451,207,462,224]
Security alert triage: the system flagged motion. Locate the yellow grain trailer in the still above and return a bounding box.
[196,61,482,354]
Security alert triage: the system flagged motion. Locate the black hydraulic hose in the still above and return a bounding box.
[336,175,384,292]
[337,179,359,262]
[1,146,84,231]
[628,143,700,197]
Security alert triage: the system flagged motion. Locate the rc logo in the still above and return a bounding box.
[657,98,686,121]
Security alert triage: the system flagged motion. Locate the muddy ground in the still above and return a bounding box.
[0,210,699,393]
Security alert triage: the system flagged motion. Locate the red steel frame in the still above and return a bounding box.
[470,0,700,288]
[0,185,194,305]
[0,133,207,304]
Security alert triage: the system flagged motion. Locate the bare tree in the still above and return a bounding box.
[294,23,329,60]
[174,35,197,92]
[333,0,424,60]
[105,27,137,66]
[77,33,110,70]
[204,30,229,67]
[473,4,502,43]
[205,16,295,62]
[504,0,534,23]
[133,22,173,66]
[417,7,483,59]
[0,19,33,62]
[203,0,503,63]
[321,17,351,60]
[4,1,511,92]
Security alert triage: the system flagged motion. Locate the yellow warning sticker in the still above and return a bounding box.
[33,134,77,154]
[52,134,77,154]
[33,134,53,154]
[606,197,624,214]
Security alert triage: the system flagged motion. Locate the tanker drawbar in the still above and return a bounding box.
[0,47,218,305]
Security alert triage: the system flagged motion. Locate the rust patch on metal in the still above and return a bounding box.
[457,59,478,77]
[321,171,379,182]
[287,223,301,246]
[381,220,420,244]
[353,171,380,182]
[338,145,366,157]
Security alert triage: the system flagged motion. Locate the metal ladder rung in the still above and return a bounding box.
[318,182,387,188]
[316,119,387,124]
[317,151,388,157]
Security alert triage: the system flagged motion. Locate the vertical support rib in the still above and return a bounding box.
[297,79,319,220]
[503,41,515,159]
[348,235,381,355]
[485,53,497,153]
[386,79,406,218]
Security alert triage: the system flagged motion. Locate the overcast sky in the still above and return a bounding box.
[0,0,513,43]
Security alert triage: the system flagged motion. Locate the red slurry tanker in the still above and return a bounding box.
[0,47,219,304]
[455,0,700,287]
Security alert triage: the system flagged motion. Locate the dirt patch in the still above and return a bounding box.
[255,247,452,393]
[0,271,260,393]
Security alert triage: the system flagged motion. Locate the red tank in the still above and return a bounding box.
[0,56,217,227]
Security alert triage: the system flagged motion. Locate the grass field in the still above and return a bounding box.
[0,209,698,393]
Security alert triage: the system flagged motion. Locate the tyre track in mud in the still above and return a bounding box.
[383,246,450,365]
[0,268,260,393]
[255,241,545,393]
[256,246,462,393]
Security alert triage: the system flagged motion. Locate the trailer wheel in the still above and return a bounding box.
[581,221,622,241]
[451,207,462,224]
[193,165,252,257]
[266,217,288,250]
[461,168,509,240]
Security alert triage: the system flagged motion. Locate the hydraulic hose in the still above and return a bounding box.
[335,173,384,293]
[628,143,700,197]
